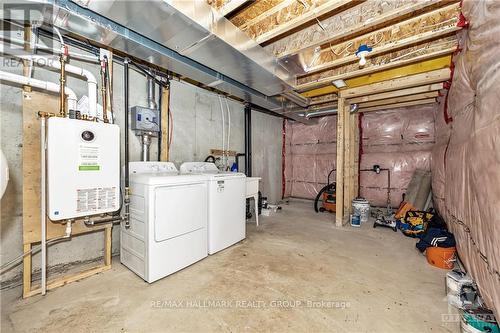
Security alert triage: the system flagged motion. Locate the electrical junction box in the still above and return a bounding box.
[131,106,159,132]
[47,117,120,220]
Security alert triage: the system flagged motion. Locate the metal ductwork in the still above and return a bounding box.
[5,0,316,123]
[80,0,296,97]
[294,103,359,119]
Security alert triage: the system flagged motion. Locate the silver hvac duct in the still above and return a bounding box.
[7,0,317,123]
[297,103,359,118]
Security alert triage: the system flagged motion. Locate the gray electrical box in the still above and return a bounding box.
[131,106,160,132]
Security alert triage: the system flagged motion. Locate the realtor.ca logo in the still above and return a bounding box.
[1,1,56,58]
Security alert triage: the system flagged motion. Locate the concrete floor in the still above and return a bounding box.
[2,200,457,332]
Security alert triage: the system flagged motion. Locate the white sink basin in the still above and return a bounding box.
[246,177,261,197]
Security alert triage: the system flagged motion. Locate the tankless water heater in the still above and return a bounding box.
[47,117,120,220]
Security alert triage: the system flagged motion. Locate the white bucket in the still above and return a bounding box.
[352,198,370,223]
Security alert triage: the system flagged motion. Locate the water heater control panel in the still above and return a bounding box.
[131,106,159,132]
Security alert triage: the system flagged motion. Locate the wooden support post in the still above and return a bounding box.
[160,86,170,161]
[335,97,345,227]
[104,225,112,266]
[22,244,32,298]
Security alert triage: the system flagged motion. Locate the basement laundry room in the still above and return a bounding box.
[0,0,499,332]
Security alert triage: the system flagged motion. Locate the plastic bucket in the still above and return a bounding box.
[352,198,370,223]
[426,246,456,269]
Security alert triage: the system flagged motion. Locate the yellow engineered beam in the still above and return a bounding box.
[301,55,451,98]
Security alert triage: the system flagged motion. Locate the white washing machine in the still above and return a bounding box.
[120,162,208,283]
[180,162,246,255]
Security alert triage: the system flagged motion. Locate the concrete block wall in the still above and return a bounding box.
[0,43,283,292]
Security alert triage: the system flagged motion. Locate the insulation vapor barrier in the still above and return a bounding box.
[360,106,435,207]
[431,0,500,317]
[284,105,436,208]
[284,116,337,199]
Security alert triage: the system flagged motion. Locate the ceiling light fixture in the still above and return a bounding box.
[355,44,372,67]
[332,79,347,89]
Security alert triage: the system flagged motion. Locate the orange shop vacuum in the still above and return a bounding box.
[314,169,336,213]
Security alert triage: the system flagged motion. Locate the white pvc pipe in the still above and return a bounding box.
[40,116,47,295]
[0,70,78,111]
[218,95,225,167]
[16,55,98,118]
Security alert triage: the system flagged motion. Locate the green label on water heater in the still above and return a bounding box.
[79,165,100,171]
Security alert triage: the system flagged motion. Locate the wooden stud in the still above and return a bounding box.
[22,243,32,298]
[347,83,443,104]
[276,0,457,59]
[254,0,353,44]
[210,149,238,157]
[335,97,345,227]
[357,91,439,108]
[160,86,170,161]
[104,225,112,267]
[299,53,453,95]
[358,98,437,113]
[340,68,450,99]
[25,264,111,298]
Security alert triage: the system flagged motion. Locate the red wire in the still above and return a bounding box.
[281,118,286,200]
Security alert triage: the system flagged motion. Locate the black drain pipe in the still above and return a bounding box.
[244,104,252,177]
[123,58,131,228]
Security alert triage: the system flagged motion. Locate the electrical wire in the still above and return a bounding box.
[225,97,231,170]
[0,236,70,272]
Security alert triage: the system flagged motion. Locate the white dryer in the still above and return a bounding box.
[120,162,208,283]
[180,162,246,255]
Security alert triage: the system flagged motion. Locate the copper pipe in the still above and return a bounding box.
[59,54,66,117]
[100,60,109,123]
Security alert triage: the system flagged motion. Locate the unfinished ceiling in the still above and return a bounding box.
[208,0,462,116]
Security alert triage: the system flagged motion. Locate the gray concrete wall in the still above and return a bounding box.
[0,44,283,291]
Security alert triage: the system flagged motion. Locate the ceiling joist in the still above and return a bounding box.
[303,3,461,74]
[269,0,458,59]
[237,0,296,30]
[358,98,437,113]
[347,83,443,104]
[219,0,252,16]
[253,0,356,44]
[339,68,450,99]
